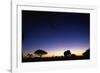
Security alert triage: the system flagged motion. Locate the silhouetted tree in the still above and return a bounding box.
[83,49,90,58]
[71,54,76,57]
[64,50,71,57]
[27,53,33,58]
[34,49,47,58]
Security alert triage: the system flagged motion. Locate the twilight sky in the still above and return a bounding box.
[22,10,90,56]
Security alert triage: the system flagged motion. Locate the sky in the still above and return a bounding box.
[22,10,90,56]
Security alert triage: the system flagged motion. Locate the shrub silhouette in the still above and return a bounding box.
[64,50,71,57]
[34,49,47,58]
[71,54,76,57]
[83,49,90,58]
[27,53,33,58]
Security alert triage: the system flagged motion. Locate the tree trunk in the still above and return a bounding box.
[40,55,42,58]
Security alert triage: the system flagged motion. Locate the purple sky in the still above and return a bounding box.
[22,10,90,56]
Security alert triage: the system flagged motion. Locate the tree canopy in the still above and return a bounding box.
[34,49,48,58]
[64,50,71,57]
[83,49,90,58]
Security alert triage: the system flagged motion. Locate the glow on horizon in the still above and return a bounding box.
[23,48,87,57]
[43,49,86,57]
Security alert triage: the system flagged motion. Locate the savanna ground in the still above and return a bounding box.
[22,55,90,62]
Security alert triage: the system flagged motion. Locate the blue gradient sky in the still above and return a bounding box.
[22,10,90,56]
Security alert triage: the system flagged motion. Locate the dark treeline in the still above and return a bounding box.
[22,48,90,62]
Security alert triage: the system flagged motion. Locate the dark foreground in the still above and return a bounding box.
[22,56,90,63]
